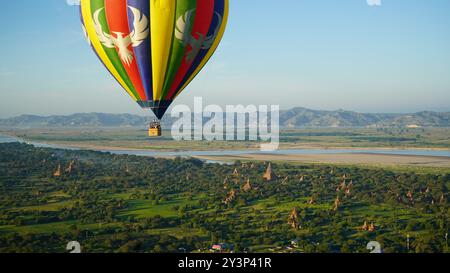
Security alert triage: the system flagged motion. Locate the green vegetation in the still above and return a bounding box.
[0,143,448,253]
[279,127,450,149]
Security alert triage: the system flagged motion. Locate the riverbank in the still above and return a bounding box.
[2,131,450,153]
[2,127,450,152]
[2,133,450,169]
[194,153,450,169]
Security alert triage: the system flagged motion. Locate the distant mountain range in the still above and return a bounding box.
[0,108,448,128]
[279,108,449,128]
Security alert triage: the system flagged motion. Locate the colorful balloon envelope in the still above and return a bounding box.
[80,0,229,119]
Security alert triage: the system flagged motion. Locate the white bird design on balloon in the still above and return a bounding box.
[93,6,149,66]
[175,9,222,62]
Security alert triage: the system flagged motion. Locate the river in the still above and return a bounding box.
[1,134,449,158]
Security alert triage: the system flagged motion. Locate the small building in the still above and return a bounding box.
[211,243,234,253]
[211,244,222,251]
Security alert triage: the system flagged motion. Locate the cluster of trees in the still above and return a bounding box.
[0,143,448,253]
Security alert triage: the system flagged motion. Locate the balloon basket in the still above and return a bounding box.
[148,120,162,137]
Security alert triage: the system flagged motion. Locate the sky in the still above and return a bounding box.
[0,0,449,118]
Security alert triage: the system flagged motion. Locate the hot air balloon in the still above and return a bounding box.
[80,0,229,136]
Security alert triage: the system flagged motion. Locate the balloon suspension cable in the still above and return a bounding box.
[150,118,160,126]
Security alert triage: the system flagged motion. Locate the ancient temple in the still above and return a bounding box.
[223,177,229,190]
[407,191,415,204]
[333,196,340,211]
[336,180,346,192]
[345,188,351,195]
[243,178,252,192]
[53,164,61,177]
[362,221,368,230]
[287,207,300,230]
[65,160,75,174]
[345,181,353,195]
[263,163,277,181]
[223,189,237,205]
[361,221,376,232]
[407,191,413,199]
[440,193,446,204]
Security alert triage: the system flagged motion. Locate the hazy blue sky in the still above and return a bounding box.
[0,0,449,118]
